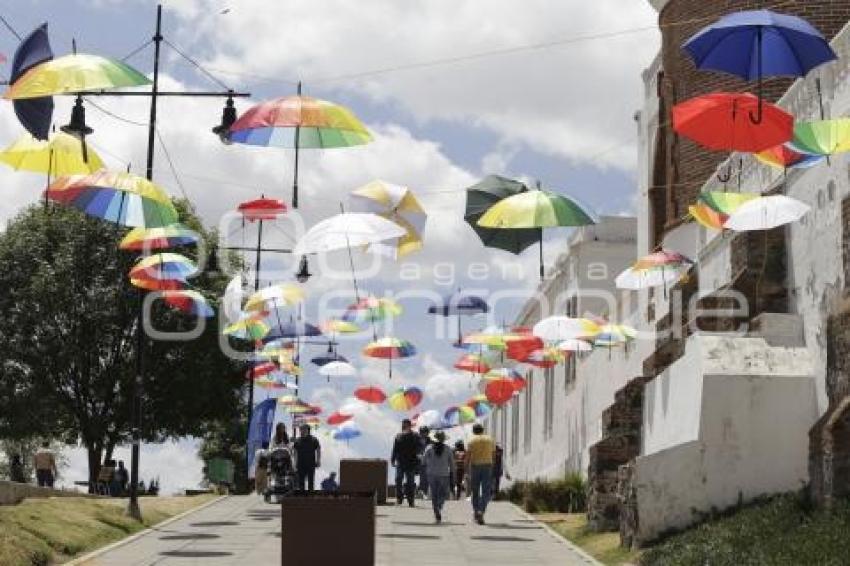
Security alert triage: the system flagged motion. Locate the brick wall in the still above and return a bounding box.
[653,1,850,241]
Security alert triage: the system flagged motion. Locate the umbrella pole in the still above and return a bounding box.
[538,228,544,280]
[749,28,764,125]
[292,82,302,208]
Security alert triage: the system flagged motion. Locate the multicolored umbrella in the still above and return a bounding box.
[444,405,477,426]
[224,317,271,341]
[388,386,424,412]
[483,368,527,392]
[321,319,361,334]
[244,283,305,312]
[672,93,793,153]
[119,224,199,251]
[47,170,178,228]
[466,395,492,418]
[0,131,103,179]
[484,378,515,405]
[616,250,693,293]
[594,324,637,349]
[129,253,198,281]
[790,119,850,158]
[454,354,491,375]
[689,191,760,231]
[477,188,598,279]
[277,394,300,406]
[228,85,372,208]
[363,337,416,379]
[343,297,402,324]
[464,175,540,256]
[349,180,427,258]
[249,361,280,379]
[756,144,823,170]
[354,386,386,404]
[723,195,810,231]
[533,316,599,342]
[159,290,214,318]
[4,53,151,99]
[522,347,565,369]
[130,277,184,292]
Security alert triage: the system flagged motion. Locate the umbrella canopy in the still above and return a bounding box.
[237,196,287,222]
[464,175,540,255]
[723,195,810,231]
[277,394,299,406]
[318,361,357,379]
[130,278,184,292]
[522,347,565,369]
[477,190,598,229]
[454,354,491,374]
[427,292,489,316]
[557,339,593,353]
[688,191,760,231]
[388,387,424,412]
[263,320,323,342]
[321,319,361,334]
[672,93,793,153]
[119,224,199,251]
[594,324,637,348]
[224,317,271,341]
[533,316,600,342]
[683,10,836,81]
[294,212,406,255]
[616,251,694,291]
[0,132,103,176]
[327,412,353,426]
[342,297,402,324]
[249,361,279,379]
[354,386,386,404]
[229,94,372,148]
[4,53,151,99]
[333,422,362,441]
[244,284,305,312]
[790,119,850,157]
[363,337,417,359]
[46,170,178,228]
[444,405,477,426]
[311,353,349,367]
[484,378,515,405]
[11,24,54,140]
[466,396,492,418]
[689,202,727,231]
[756,144,824,170]
[129,253,198,281]
[349,180,427,258]
[160,290,214,318]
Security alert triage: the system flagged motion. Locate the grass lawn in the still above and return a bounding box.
[0,494,218,566]
[536,512,641,565]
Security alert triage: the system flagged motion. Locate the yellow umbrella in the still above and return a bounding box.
[0,132,103,177]
[349,180,427,258]
[244,283,305,312]
[4,53,150,99]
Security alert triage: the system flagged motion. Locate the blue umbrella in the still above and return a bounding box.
[11,24,54,140]
[683,9,837,123]
[427,291,489,343]
[333,424,362,441]
[263,320,323,342]
[311,353,349,367]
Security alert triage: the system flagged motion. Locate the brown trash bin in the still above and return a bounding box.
[340,459,388,505]
[281,491,375,566]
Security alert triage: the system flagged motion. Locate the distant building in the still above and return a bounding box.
[490,1,850,548]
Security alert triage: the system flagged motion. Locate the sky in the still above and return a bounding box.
[0,0,660,494]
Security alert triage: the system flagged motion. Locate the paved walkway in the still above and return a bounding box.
[79,495,596,565]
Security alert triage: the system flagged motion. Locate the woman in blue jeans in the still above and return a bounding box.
[422,431,454,523]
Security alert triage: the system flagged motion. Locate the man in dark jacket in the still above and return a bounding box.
[391,419,420,507]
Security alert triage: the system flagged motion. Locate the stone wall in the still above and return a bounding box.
[0,480,99,506]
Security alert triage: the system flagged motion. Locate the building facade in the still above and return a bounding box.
[490,1,850,547]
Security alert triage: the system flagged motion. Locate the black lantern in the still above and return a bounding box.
[295,255,311,283]
[212,96,236,144]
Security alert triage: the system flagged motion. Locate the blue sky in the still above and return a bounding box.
[0,0,660,492]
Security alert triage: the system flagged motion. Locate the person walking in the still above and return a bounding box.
[254,442,270,495]
[423,431,454,523]
[453,440,467,500]
[492,444,508,498]
[293,424,321,491]
[417,426,432,499]
[33,441,57,488]
[9,454,26,483]
[321,472,339,492]
[465,423,495,524]
[391,419,420,507]
[114,461,129,496]
[270,423,290,449]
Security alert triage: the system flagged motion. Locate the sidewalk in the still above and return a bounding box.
[78,495,597,565]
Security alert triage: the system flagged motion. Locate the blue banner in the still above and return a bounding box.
[247,398,276,477]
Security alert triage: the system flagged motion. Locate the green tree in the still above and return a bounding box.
[0,200,244,489]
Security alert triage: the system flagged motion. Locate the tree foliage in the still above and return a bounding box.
[0,200,245,486]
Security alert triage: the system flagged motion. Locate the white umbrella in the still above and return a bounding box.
[533,316,598,342]
[556,339,593,353]
[724,195,810,231]
[414,409,443,428]
[615,267,684,290]
[319,361,357,379]
[222,276,244,324]
[294,212,406,255]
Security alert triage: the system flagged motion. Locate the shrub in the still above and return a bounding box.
[503,474,588,513]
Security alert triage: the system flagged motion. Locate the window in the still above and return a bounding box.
[544,367,555,440]
[523,372,533,453]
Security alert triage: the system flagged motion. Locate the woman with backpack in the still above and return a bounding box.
[422,431,455,524]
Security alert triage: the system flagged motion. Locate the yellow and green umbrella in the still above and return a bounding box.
[688,191,759,231]
[790,118,850,157]
[388,386,424,412]
[4,53,150,99]
[224,317,271,341]
[349,180,427,258]
[0,131,103,177]
[444,405,477,426]
[477,188,598,279]
[244,283,305,312]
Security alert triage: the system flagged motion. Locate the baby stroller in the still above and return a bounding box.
[264,446,295,503]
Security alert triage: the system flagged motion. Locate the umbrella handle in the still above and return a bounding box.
[748,28,764,125]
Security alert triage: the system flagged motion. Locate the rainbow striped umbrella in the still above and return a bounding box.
[756,144,823,170]
[343,297,402,324]
[47,171,178,228]
[244,283,305,312]
[466,395,492,417]
[444,405,477,426]
[159,290,214,318]
[224,317,271,341]
[119,224,199,251]
[388,386,424,412]
[129,253,198,281]
[523,347,565,369]
[363,337,416,379]
[4,53,150,99]
[790,119,850,157]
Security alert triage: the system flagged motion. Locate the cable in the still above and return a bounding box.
[155,128,190,200]
[163,38,232,91]
[84,98,148,127]
[0,14,21,41]
[120,39,152,63]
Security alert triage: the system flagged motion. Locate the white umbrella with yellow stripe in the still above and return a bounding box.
[349,180,427,259]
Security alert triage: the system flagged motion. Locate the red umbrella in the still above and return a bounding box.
[485,379,515,405]
[454,354,491,374]
[355,386,386,404]
[506,336,544,362]
[672,93,793,153]
[327,412,353,426]
[237,196,287,222]
[247,362,278,379]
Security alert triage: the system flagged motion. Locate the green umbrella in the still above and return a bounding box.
[464,174,541,257]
